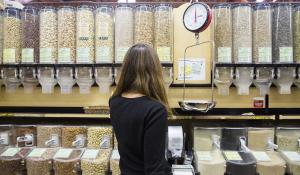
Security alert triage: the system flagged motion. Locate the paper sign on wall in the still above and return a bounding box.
[178,59,206,81]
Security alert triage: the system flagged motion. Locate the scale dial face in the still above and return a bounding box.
[183,2,212,33]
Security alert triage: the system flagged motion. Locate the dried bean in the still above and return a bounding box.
[81,149,111,175]
[37,125,62,147]
[62,126,87,148]
[110,150,120,175]
[134,5,154,46]
[53,149,82,175]
[87,127,113,149]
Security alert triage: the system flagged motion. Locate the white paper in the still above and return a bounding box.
[251,151,271,162]
[196,151,212,161]
[82,149,99,159]
[178,59,206,81]
[27,148,47,158]
[54,149,72,159]
[1,148,20,157]
[223,151,242,161]
[282,151,300,162]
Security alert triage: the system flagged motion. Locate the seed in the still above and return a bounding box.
[26,149,56,175]
[232,4,252,63]
[213,4,232,63]
[76,6,94,63]
[134,5,154,46]
[37,125,62,147]
[39,7,57,63]
[62,126,87,148]
[53,149,82,175]
[154,5,173,62]
[58,6,76,63]
[95,6,114,63]
[252,5,272,64]
[87,126,113,149]
[272,4,293,63]
[81,149,111,175]
[115,5,133,63]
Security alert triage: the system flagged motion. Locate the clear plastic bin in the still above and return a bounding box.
[223,151,257,175]
[75,67,94,94]
[232,4,252,63]
[58,6,76,64]
[274,67,295,94]
[154,4,173,63]
[276,127,300,152]
[214,67,233,96]
[273,4,293,63]
[233,67,253,95]
[21,7,39,63]
[220,128,247,151]
[53,148,83,175]
[115,5,133,63]
[162,67,173,90]
[37,67,57,94]
[194,150,226,175]
[110,149,120,175]
[26,148,57,175]
[134,5,154,46]
[95,5,114,63]
[39,6,57,63]
[253,68,274,96]
[57,67,75,94]
[14,125,36,147]
[252,151,285,175]
[253,4,272,64]
[2,67,21,93]
[62,126,87,148]
[37,125,62,148]
[87,126,113,149]
[248,128,275,151]
[20,67,39,93]
[193,127,221,151]
[280,151,300,175]
[213,4,232,63]
[0,147,32,175]
[81,149,111,175]
[3,7,21,64]
[294,5,300,63]
[76,5,94,63]
[0,125,14,151]
[0,11,3,64]
[94,67,113,93]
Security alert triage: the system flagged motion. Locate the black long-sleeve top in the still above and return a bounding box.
[109,96,171,175]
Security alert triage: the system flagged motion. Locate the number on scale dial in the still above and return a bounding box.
[183,2,212,33]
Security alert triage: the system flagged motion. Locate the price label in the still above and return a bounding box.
[96,47,111,63]
[40,48,53,63]
[258,47,272,63]
[223,151,242,161]
[282,151,300,162]
[116,47,129,62]
[238,47,251,63]
[3,49,16,63]
[58,48,71,63]
[1,148,20,157]
[252,151,271,162]
[82,149,99,159]
[217,47,231,63]
[196,151,212,161]
[54,149,72,159]
[279,47,293,63]
[22,48,34,63]
[77,48,91,63]
[157,47,171,62]
[27,148,47,158]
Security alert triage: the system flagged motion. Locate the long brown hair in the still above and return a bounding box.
[112,43,170,113]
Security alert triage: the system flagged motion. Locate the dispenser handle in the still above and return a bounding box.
[240,136,250,152]
[212,134,220,149]
[267,137,278,151]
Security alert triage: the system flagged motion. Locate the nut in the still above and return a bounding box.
[39,8,58,63]
[87,126,113,149]
[3,16,21,63]
[232,5,252,63]
[26,149,56,175]
[110,150,120,175]
[62,126,87,148]
[76,6,94,63]
[58,7,76,63]
[37,125,62,147]
[134,6,154,46]
[53,149,82,175]
[81,149,111,175]
[95,7,114,63]
[115,6,133,62]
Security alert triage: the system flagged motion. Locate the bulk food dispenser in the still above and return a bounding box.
[274,67,295,94]
[277,127,300,175]
[247,128,286,175]
[62,126,87,148]
[75,67,94,94]
[3,67,21,93]
[57,67,75,94]
[213,4,233,96]
[193,127,226,175]
[37,125,62,148]
[220,128,257,175]
[38,66,57,94]
[20,67,39,93]
[95,67,113,93]
[0,125,14,151]
[14,125,37,147]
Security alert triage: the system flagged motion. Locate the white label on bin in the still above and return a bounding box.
[82,149,99,159]
[58,48,71,63]
[252,151,271,162]
[116,47,129,62]
[54,149,72,159]
[157,47,171,62]
[279,47,293,63]
[96,47,111,63]
[1,148,20,157]
[22,48,34,63]
[282,151,300,162]
[217,47,231,63]
[258,47,272,63]
[111,150,120,160]
[196,151,212,161]
[3,48,16,63]
[77,48,90,63]
[238,47,251,63]
[40,48,53,63]
[223,151,242,161]
[27,148,47,158]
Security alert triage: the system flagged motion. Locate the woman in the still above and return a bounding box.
[109,43,172,175]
